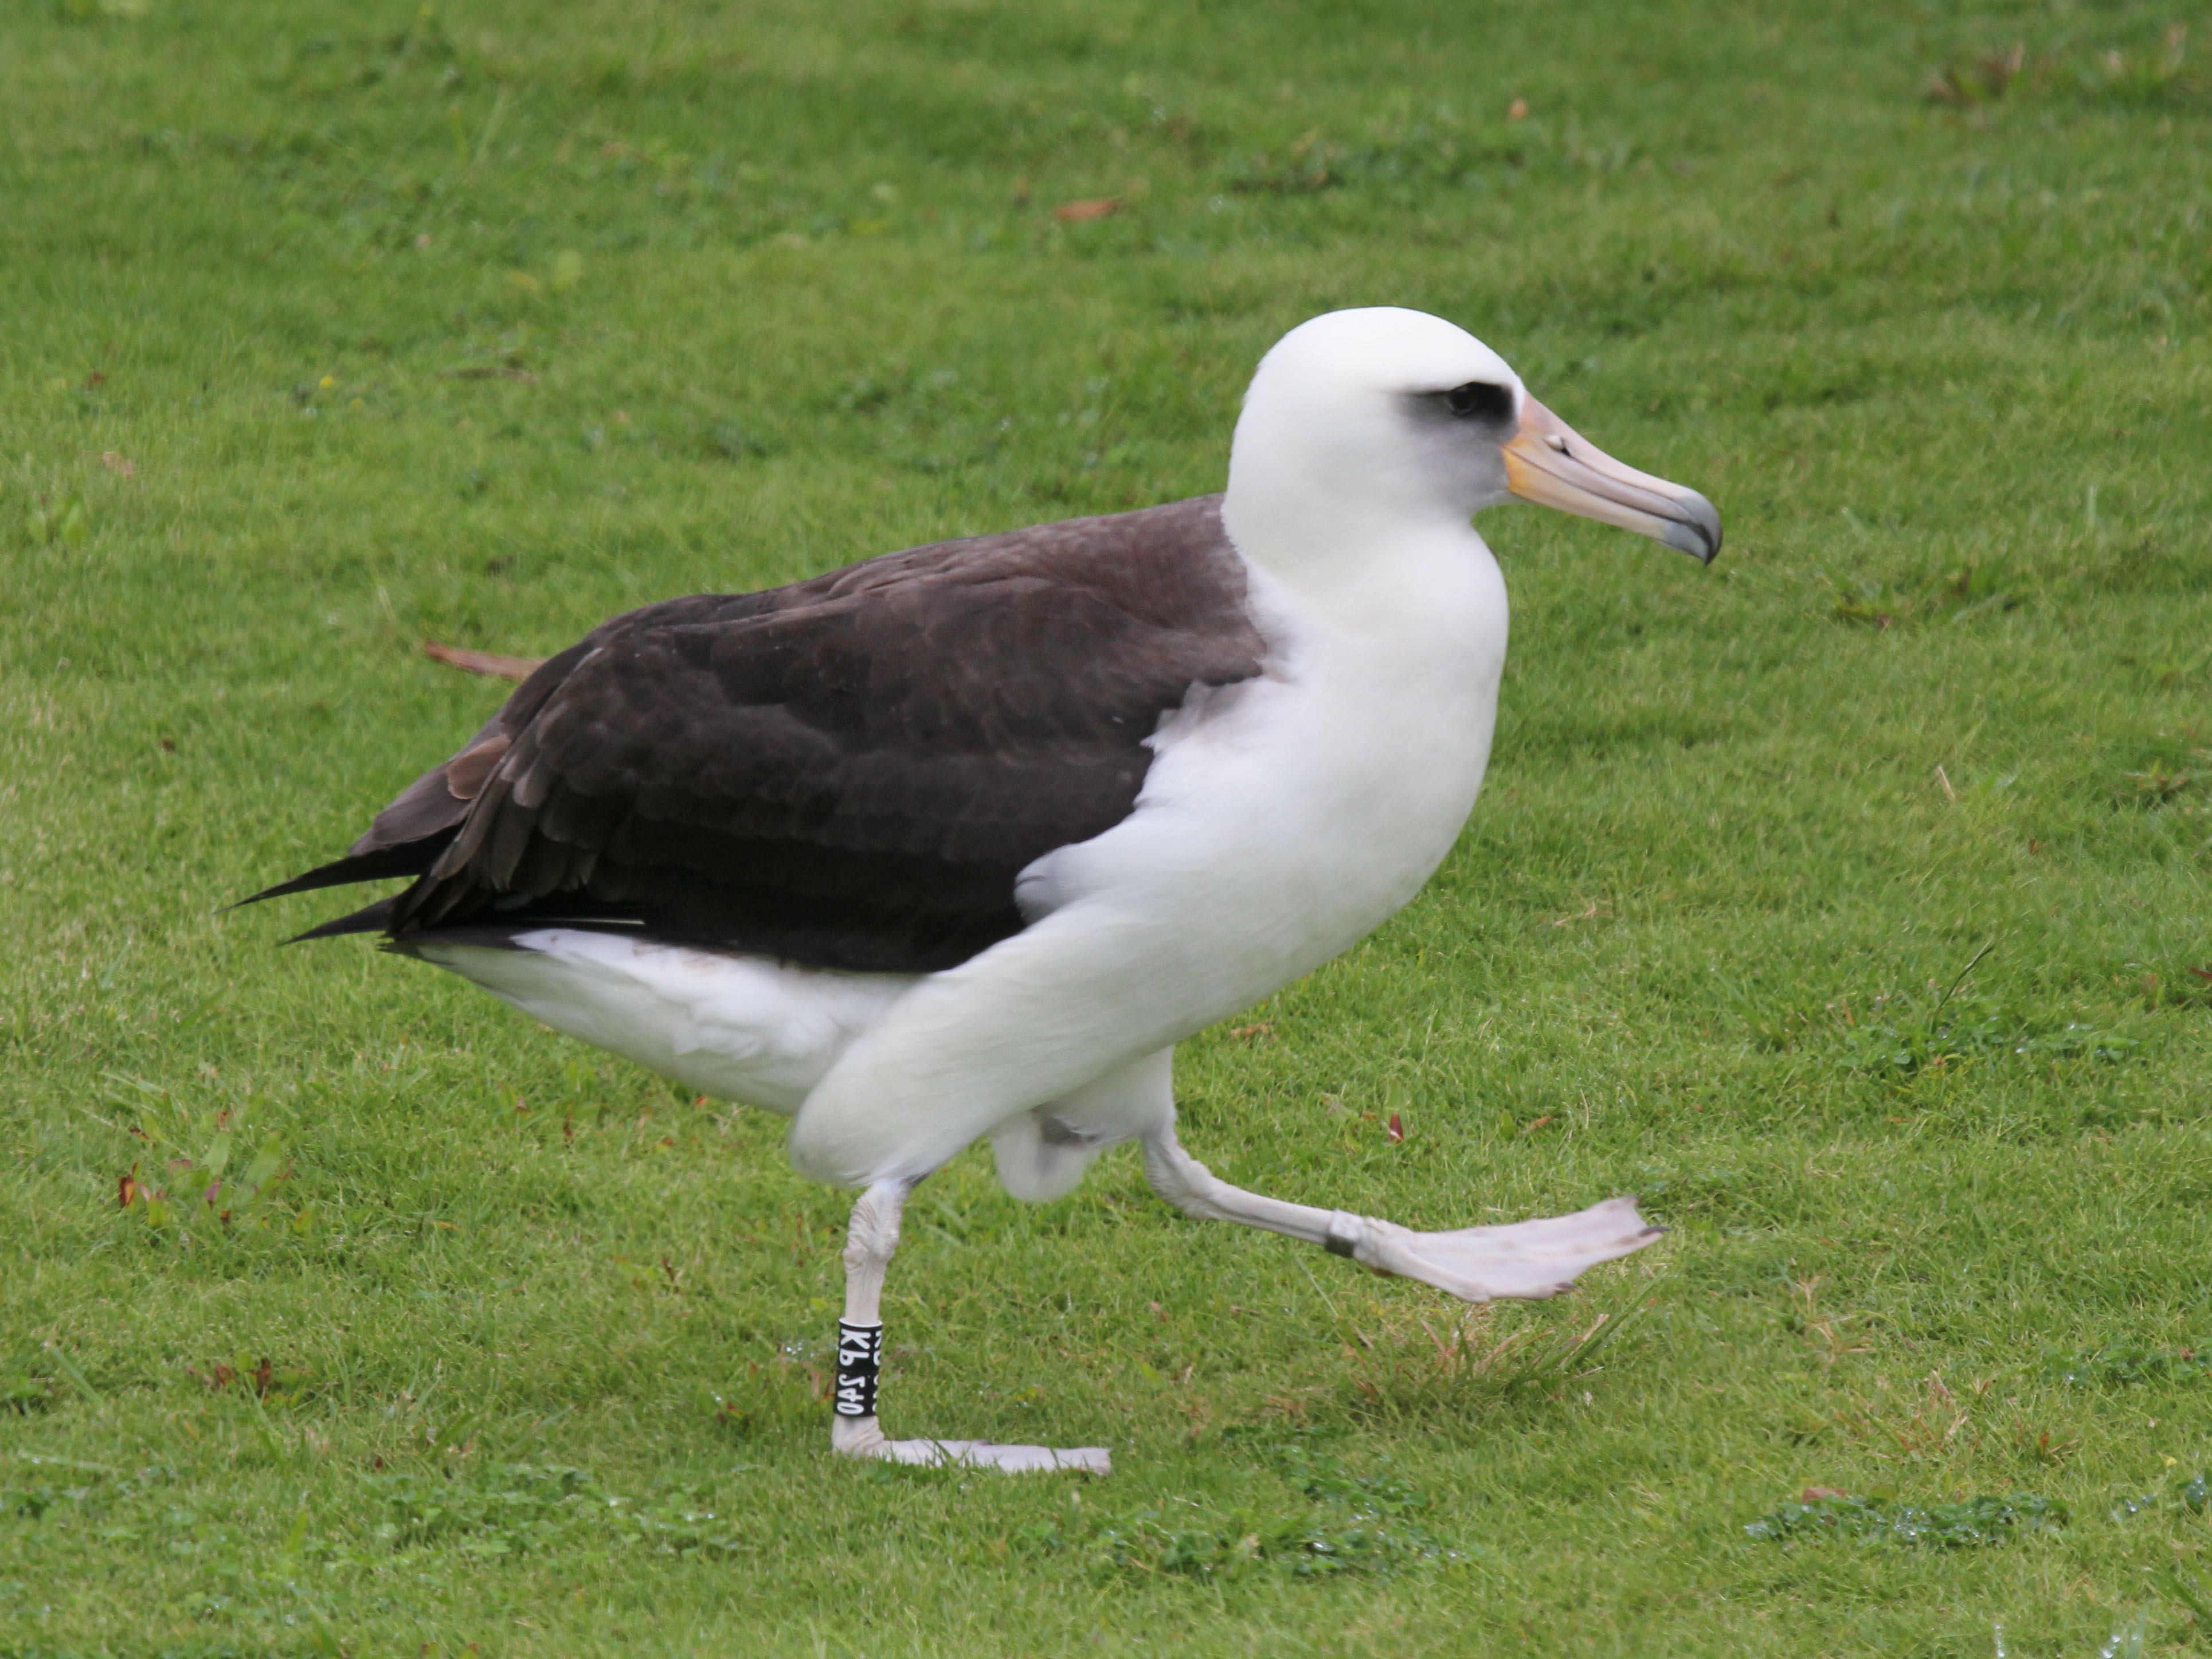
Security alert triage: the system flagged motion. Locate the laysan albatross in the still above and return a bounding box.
[250,307,1720,1474]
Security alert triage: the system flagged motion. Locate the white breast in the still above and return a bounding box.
[782,527,1510,1185]
[1019,529,1508,1010]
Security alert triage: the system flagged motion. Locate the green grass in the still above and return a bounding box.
[3,0,2211,1652]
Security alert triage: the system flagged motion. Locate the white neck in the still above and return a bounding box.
[1219,437,1508,651]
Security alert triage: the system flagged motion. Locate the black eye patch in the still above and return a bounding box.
[1444,381,1514,421]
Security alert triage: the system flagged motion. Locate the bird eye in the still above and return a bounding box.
[1445,381,1514,421]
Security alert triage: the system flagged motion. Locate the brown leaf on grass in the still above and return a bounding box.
[118,1167,139,1209]
[99,451,135,479]
[421,641,546,680]
[2191,967,2212,983]
[1801,1485,1849,1503]
[1506,97,1528,120]
[1052,197,1121,222]
[253,1357,273,1395]
[1387,1113,1404,1142]
[1227,1022,1273,1040]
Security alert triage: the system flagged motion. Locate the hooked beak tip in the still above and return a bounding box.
[1666,490,1722,565]
[1502,394,1721,566]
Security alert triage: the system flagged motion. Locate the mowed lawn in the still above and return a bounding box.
[4,1,2210,1653]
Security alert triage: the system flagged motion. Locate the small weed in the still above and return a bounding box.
[4,1458,174,1527]
[371,1463,746,1559]
[695,1363,820,1438]
[2047,1345,2212,1388]
[1831,1371,1975,1457]
[1745,1490,2066,1547]
[1834,953,2137,1079]
[1830,574,1908,629]
[701,418,778,460]
[1227,133,1349,194]
[187,1353,319,1406]
[1923,28,2203,111]
[1222,112,1627,197]
[0,1352,64,1415]
[2012,1420,2083,1468]
[1924,44,2029,107]
[2086,24,2205,108]
[116,1130,298,1241]
[25,489,91,546]
[1713,973,1821,1052]
[105,1075,307,1246]
[1829,558,2027,629]
[1021,1441,1450,1580]
[2119,756,2203,807]
[2109,1469,2211,1523]
[1335,1290,1658,1418]
[1839,992,2136,1077]
[2162,1564,2212,1631]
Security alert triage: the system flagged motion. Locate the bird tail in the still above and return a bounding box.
[236,828,458,942]
[283,895,401,943]
[235,841,448,908]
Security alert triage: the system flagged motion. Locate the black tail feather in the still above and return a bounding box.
[285,896,400,943]
[236,836,453,909]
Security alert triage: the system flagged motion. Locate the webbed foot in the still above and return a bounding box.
[1338,1195,1661,1301]
[832,1413,1110,1474]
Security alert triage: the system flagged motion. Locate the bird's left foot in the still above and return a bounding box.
[831,1413,1110,1474]
[1335,1195,1661,1301]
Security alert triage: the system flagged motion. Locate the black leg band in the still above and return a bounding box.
[1324,1215,1363,1259]
[1325,1232,1358,1258]
[834,1320,883,1418]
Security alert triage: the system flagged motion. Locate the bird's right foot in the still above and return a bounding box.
[1330,1194,1661,1301]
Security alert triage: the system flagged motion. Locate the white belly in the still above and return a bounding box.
[414,930,914,1114]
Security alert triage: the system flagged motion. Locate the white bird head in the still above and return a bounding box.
[1225,306,1720,576]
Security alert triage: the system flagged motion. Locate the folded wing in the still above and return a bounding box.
[250,496,1264,974]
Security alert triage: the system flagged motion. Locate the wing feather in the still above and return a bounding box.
[261,495,1264,972]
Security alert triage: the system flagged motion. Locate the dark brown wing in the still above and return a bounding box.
[252,496,1266,973]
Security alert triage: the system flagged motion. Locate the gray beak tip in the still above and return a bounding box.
[1668,491,1722,565]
